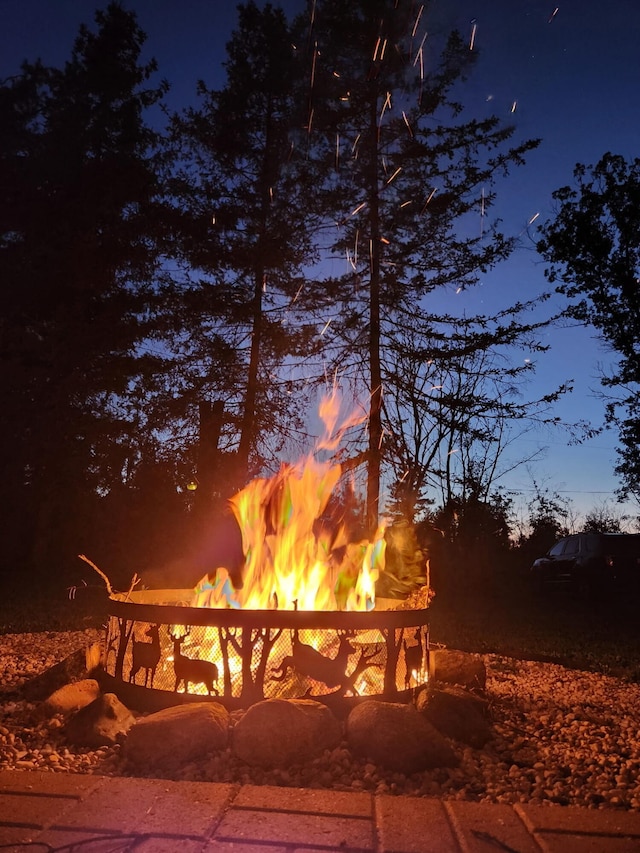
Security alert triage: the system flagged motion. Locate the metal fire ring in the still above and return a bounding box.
[102,590,430,714]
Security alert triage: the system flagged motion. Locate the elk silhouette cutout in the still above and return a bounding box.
[271,629,355,689]
[129,623,161,688]
[403,628,424,690]
[168,628,219,695]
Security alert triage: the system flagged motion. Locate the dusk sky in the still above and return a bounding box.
[2,0,639,522]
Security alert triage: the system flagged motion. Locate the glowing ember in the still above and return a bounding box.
[192,392,385,612]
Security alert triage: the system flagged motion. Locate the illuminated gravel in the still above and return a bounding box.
[1,629,639,810]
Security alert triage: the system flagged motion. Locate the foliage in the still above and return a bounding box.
[538,153,640,501]
[168,1,322,484]
[0,4,173,580]
[510,483,571,572]
[580,503,626,534]
[382,318,569,523]
[294,0,559,529]
[417,488,515,592]
[0,2,576,588]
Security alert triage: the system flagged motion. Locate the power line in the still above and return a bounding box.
[506,488,623,496]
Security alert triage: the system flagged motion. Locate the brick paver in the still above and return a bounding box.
[2,771,640,852]
[216,807,374,849]
[446,800,540,852]
[516,803,640,838]
[205,842,289,852]
[538,835,640,853]
[375,795,458,853]
[219,783,375,850]
[515,803,640,853]
[0,824,41,849]
[0,788,80,830]
[59,776,234,836]
[0,768,104,797]
[234,783,373,817]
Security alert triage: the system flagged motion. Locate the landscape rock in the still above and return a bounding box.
[232,698,342,768]
[23,643,101,701]
[346,700,457,774]
[43,678,102,715]
[124,702,230,771]
[417,684,492,748]
[429,648,487,690]
[64,692,136,748]
[4,629,640,809]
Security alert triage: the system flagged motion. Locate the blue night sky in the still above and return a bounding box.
[2,0,639,523]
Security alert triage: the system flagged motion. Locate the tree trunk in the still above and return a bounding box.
[197,399,224,511]
[237,269,263,477]
[236,95,275,479]
[366,96,383,535]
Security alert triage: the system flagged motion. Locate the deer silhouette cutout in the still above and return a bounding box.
[403,628,424,690]
[271,629,355,689]
[168,628,219,695]
[129,623,161,688]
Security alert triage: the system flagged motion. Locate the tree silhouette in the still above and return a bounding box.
[0,3,171,580]
[170,1,322,485]
[296,0,542,531]
[538,153,640,500]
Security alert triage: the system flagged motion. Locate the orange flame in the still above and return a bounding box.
[192,391,385,611]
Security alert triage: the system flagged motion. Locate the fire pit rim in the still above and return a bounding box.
[104,588,431,713]
[108,590,430,630]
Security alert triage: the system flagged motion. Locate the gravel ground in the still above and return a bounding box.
[1,628,640,810]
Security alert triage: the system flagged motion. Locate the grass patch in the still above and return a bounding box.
[0,581,108,634]
[428,578,640,681]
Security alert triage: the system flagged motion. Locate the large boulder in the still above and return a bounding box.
[417,684,492,748]
[232,698,342,769]
[346,700,457,774]
[65,692,135,748]
[44,678,101,715]
[428,648,486,690]
[124,702,229,771]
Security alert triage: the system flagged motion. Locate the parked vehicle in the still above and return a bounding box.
[530,533,640,594]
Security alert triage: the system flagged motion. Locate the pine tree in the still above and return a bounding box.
[0,3,169,578]
[170,1,322,485]
[297,0,545,529]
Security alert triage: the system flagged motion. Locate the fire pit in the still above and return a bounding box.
[101,590,429,713]
[99,393,431,712]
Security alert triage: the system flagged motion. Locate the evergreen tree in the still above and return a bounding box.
[0,3,169,578]
[538,153,640,500]
[425,487,514,590]
[298,0,544,531]
[170,1,322,486]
